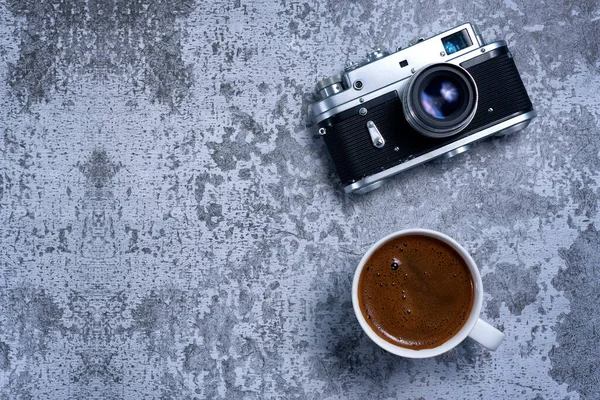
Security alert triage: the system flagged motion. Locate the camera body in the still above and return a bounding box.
[312,23,536,194]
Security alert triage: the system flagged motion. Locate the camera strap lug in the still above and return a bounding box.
[366,121,385,148]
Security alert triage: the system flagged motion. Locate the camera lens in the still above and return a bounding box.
[420,78,463,119]
[403,64,477,138]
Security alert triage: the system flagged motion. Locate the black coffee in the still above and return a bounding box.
[358,235,474,350]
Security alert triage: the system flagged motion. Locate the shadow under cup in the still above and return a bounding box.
[352,229,503,358]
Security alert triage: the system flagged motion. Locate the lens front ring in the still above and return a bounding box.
[402,64,478,138]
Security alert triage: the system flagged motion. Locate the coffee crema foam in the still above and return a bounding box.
[358,235,474,350]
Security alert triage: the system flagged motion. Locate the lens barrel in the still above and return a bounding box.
[402,64,478,138]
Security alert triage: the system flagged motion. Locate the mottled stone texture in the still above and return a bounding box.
[0,0,598,399]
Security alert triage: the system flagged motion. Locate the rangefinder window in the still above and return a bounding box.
[442,29,472,55]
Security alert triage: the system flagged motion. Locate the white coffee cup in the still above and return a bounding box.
[352,228,504,358]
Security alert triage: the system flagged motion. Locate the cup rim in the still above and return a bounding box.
[352,228,483,358]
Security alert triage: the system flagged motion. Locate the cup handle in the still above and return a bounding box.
[468,318,505,350]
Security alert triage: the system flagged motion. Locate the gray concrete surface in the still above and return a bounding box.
[0,0,599,399]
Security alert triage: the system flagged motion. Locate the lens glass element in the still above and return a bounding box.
[419,77,464,119]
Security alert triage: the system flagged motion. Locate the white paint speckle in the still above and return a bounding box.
[523,24,545,32]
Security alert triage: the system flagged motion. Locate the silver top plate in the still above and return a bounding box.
[313,23,491,123]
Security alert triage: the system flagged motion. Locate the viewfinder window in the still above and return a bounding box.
[441,29,472,55]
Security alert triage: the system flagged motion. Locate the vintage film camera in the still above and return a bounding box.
[312,23,536,194]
